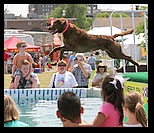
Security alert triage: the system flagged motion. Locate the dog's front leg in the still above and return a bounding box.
[48,46,65,57]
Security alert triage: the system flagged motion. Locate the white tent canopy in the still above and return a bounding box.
[121,33,145,44]
[87,26,128,42]
[87,26,121,35]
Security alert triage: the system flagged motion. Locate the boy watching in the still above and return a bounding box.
[11,40,34,80]
[56,91,87,126]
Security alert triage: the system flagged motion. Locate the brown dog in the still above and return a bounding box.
[47,18,139,67]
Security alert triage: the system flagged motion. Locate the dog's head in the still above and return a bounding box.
[46,18,68,35]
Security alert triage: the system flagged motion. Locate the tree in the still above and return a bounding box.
[50,4,92,31]
[112,12,129,18]
[95,12,129,18]
[135,5,148,50]
[96,12,110,18]
[51,4,68,18]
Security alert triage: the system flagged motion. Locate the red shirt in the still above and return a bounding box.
[47,63,52,68]
[4,51,9,61]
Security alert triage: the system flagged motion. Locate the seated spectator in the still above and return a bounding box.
[4,94,30,127]
[92,62,108,88]
[56,91,87,127]
[9,59,37,89]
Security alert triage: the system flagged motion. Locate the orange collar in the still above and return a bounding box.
[61,21,70,34]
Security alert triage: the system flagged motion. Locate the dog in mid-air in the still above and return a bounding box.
[46,17,139,67]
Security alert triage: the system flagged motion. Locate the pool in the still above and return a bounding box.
[4,88,103,127]
[18,98,103,127]
[4,87,148,127]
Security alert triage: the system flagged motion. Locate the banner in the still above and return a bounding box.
[124,81,148,104]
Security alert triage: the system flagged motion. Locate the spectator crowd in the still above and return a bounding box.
[4,41,148,127]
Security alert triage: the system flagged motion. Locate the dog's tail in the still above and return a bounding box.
[112,28,134,38]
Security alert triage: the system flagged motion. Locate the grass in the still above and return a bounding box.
[4,70,96,89]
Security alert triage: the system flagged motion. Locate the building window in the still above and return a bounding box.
[28,22,33,26]
[39,22,44,26]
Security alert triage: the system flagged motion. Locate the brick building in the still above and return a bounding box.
[92,17,144,29]
[4,18,77,32]
[4,17,144,32]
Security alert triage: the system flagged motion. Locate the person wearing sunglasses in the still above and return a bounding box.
[92,62,108,88]
[49,60,78,88]
[11,40,34,81]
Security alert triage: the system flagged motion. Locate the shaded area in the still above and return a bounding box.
[116,65,147,73]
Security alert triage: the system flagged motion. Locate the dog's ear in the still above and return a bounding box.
[59,18,67,25]
[61,20,67,24]
[45,17,55,27]
[47,17,54,26]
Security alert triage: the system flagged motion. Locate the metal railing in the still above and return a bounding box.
[110,10,148,73]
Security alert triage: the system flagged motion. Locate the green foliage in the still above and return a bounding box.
[96,12,129,18]
[51,4,68,18]
[112,12,129,18]
[135,21,148,35]
[139,5,148,10]
[135,20,148,49]
[133,5,148,49]
[50,4,92,31]
[96,12,110,18]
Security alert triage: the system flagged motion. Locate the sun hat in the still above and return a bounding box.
[98,62,107,67]
[96,62,107,73]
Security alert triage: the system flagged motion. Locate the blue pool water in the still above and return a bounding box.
[4,88,148,127]
[18,98,103,127]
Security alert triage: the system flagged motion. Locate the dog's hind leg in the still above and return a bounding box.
[105,49,139,67]
[123,56,140,67]
[105,50,116,58]
[113,51,139,67]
